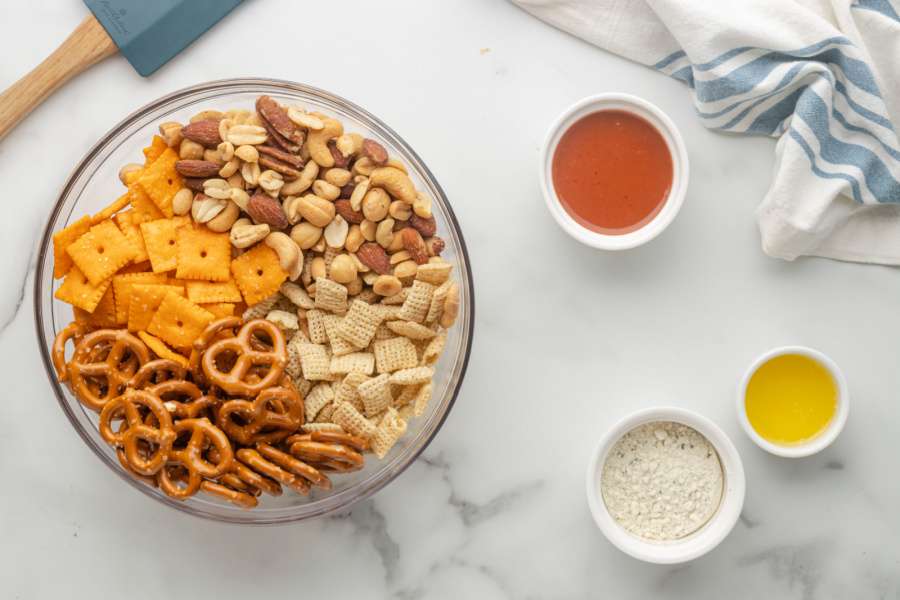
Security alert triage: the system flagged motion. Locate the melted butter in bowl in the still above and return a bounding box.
[600,422,724,542]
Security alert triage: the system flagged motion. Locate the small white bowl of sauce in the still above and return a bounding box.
[540,93,689,250]
[738,346,849,457]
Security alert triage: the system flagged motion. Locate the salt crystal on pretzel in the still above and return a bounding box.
[305,383,335,420]
[280,281,315,309]
[386,320,437,340]
[336,300,383,348]
[314,277,348,313]
[330,352,375,376]
[397,281,434,323]
[358,373,393,417]
[306,309,329,344]
[371,407,408,459]
[373,337,419,373]
[415,262,453,286]
[332,402,377,439]
[297,342,332,381]
[266,309,299,333]
[390,366,434,386]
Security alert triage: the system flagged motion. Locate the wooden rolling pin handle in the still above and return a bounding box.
[0,14,117,141]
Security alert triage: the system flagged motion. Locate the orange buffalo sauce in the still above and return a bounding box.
[552,110,673,235]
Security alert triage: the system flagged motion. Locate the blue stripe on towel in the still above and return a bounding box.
[653,50,686,70]
[788,129,864,202]
[853,0,900,23]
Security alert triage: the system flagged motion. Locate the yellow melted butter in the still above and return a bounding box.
[745,354,837,445]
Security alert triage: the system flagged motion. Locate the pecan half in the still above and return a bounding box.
[256,96,304,146]
[257,145,304,169]
[259,156,301,180]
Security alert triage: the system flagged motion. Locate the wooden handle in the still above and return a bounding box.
[0,14,117,141]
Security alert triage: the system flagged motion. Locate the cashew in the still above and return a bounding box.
[312,179,340,201]
[227,124,268,146]
[179,138,204,160]
[306,117,343,167]
[207,200,240,232]
[373,275,402,297]
[375,218,395,248]
[172,188,193,216]
[352,157,376,177]
[118,163,143,186]
[158,122,183,147]
[386,158,409,174]
[290,222,323,250]
[265,232,304,281]
[192,195,226,223]
[282,196,303,225]
[363,188,390,222]
[324,168,352,188]
[349,178,369,211]
[297,194,336,227]
[280,160,318,197]
[370,167,416,203]
[230,218,270,248]
[394,260,418,280]
[235,144,259,163]
[329,254,357,284]
[324,215,349,249]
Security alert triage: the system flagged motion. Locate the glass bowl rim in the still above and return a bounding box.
[33,77,475,525]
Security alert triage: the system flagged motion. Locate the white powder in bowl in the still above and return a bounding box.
[600,421,723,541]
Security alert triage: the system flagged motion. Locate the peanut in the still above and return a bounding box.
[324,168,352,188]
[389,200,412,221]
[373,275,402,297]
[287,107,324,130]
[362,188,390,221]
[312,179,340,201]
[179,138,205,160]
[202,178,232,200]
[159,122,183,147]
[324,215,349,249]
[207,200,240,232]
[296,194,336,227]
[352,157,376,177]
[190,110,223,123]
[217,141,235,162]
[118,163,142,185]
[375,218,395,248]
[227,124,268,146]
[345,225,364,253]
[241,161,261,186]
[219,158,240,178]
[336,133,364,157]
[290,222,323,249]
[360,219,377,241]
[172,188,193,216]
[413,191,433,218]
[394,260,418,280]
[258,170,285,194]
[192,195,226,223]
[204,148,224,165]
[329,254,357,284]
[349,178,369,211]
[235,144,259,163]
[310,256,327,280]
[230,187,250,211]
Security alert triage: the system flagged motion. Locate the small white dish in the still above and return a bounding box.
[586,407,745,564]
[539,93,689,250]
[737,346,849,458]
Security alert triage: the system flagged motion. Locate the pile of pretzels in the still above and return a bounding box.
[52,316,366,509]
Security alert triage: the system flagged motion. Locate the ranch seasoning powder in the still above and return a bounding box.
[600,421,723,541]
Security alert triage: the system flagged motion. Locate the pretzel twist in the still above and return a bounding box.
[201,319,286,396]
[52,321,88,382]
[147,380,214,420]
[128,359,188,390]
[217,384,303,445]
[68,330,150,411]
[189,317,243,385]
[286,432,366,473]
[158,418,234,500]
[99,389,175,476]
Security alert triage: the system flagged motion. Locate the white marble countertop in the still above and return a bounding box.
[2,1,899,598]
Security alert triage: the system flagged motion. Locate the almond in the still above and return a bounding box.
[183,177,207,192]
[329,140,350,168]
[247,192,288,230]
[426,236,445,256]
[362,139,389,165]
[180,119,222,148]
[357,242,392,275]
[339,183,355,199]
[334,199,365,224]
[256,96,304,146]
[175,160,222,178]
[401,228,429,264]
[409,213,436,237]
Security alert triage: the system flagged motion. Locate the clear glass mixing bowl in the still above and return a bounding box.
[33,78,473,524]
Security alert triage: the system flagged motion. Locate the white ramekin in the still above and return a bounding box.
[586,407,745,564]
[737,346,849,458]
[540,93,689,250]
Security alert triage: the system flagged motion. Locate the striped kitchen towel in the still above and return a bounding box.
[513,0,900,264]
